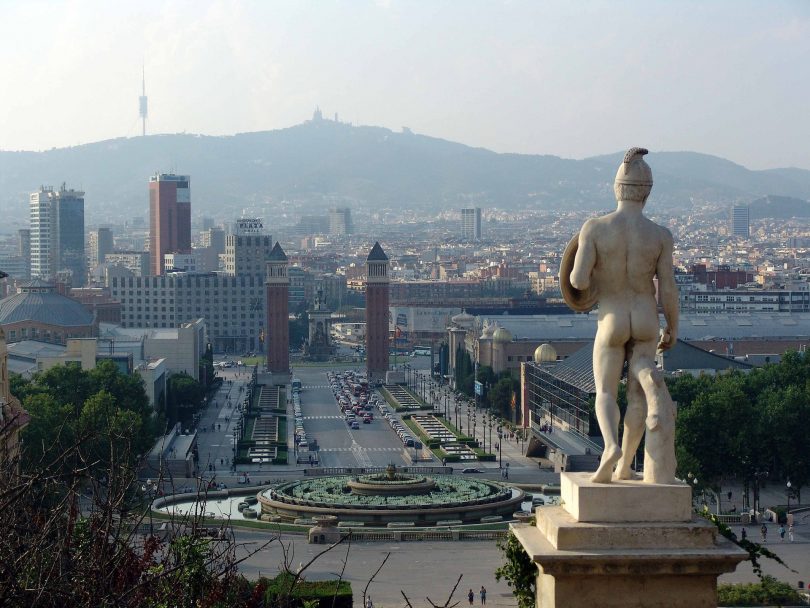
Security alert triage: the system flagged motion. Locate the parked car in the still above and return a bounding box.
[351,421,360,429]
[461,468,484,474]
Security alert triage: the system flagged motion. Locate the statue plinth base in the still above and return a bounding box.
[561,472,692,523]
[513,473,746,608]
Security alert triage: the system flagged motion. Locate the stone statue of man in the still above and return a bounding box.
[560,148,678,484]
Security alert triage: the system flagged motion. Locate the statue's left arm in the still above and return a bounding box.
[656,228,678,350]
[571,219,597,290]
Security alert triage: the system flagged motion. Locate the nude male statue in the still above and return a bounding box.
[560,148,678,484]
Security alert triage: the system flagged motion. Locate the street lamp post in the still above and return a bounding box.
[786,480,792,512]
[497,425,503,469]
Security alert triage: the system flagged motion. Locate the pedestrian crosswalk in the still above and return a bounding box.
[319,447,403,453]
[302,415,343,420]
[303,385,330,389]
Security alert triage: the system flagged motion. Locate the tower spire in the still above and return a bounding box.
[139,64,148,137]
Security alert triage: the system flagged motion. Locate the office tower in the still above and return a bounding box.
[461,207,482,241]
[149,173,191,275]
[731,206,750,238]
[266,242,290,376]
[365,242,390,381]
[328,208,353,236]
[89,227,114,267]
[17,229,30,259]
[30,185,86,285]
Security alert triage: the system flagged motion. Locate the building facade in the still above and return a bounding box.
[104,251,150,277]
[266,242,290,375]
[30,185,86,285]
[328,208,353,236]
[149,173,191,275]
[461,207,482,241]
[731,205,750,238]
[89,227,114,268]
[365,242,389,381]
[107,273,264,354]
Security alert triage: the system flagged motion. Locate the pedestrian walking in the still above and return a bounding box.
[779,525,786,541]
[789,525,794,542]
[480,586,487,605]
[740,527,747,541]
[366,597,373,608]
[760,523,767,542]
[468,589,474,606]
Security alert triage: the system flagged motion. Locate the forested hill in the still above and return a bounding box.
[2,119,810,222]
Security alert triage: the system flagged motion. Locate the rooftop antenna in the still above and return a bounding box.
[139,64,148,136]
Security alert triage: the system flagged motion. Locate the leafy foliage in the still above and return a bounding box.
[495,532,535,608]
[717,576,806,607]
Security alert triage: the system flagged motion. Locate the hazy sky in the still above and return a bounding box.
[1,1,809,169]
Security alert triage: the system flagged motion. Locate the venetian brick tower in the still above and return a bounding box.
[265,242,289,377]
[365,242,390,382]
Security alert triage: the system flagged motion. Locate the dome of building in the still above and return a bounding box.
[493,327,513,343]
[534,343,557,363]
[452,311,474,326]
[0,281,94,327]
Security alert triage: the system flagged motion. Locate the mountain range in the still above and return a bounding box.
[2,119,810,224]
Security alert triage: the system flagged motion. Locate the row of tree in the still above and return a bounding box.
[671,350,810,507]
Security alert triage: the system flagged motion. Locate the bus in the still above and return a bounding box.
[291,378,302,393]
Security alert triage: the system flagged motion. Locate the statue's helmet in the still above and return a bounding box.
[614,147,653,187]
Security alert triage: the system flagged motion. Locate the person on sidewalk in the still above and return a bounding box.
[468,589,475,606]
[480,586,487,605]
[740,527,747,541]
[789,524,794,542]
[760,523,768,542]
[779,525,786,541]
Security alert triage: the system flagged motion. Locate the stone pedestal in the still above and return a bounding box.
[513,472,746,608]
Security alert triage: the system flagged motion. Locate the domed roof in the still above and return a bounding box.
[493,327,513,343]
[451,311,474,326]
[534,343,557,363]
[0,282,94,327]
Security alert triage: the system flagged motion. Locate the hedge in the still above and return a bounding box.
[258,572,353,608]
[717,576,806,607]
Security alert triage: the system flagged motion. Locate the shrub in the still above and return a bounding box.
[259,572,353,608]
[717,576,806,607]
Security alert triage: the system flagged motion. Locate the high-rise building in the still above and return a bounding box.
[731,206,750,238]
[328,208,353,236]
[266,242,290,376]
[149,173,191,275]
[17,229,30,260]
[223,234,274,276]
[89,227,114,268]
[30,185,86,285]
[461,207,482,241]
[365,242,390,381]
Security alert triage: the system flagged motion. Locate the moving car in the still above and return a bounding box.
[461,468,484,474]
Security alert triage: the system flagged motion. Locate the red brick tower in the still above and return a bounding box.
[365,242,389,382]
[266,242,289,377]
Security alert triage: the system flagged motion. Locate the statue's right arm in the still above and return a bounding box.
[656,228,678,349]
[571,220,596,290]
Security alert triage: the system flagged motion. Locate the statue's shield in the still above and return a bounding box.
[559,232,598,312]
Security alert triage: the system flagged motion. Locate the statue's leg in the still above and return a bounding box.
[590,340,625,484]
[614,354,646,480]
[635,358,677,484]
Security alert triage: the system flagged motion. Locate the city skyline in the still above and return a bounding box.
[1,1,808,170]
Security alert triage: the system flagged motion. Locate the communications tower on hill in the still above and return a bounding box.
[139,66,148,136]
